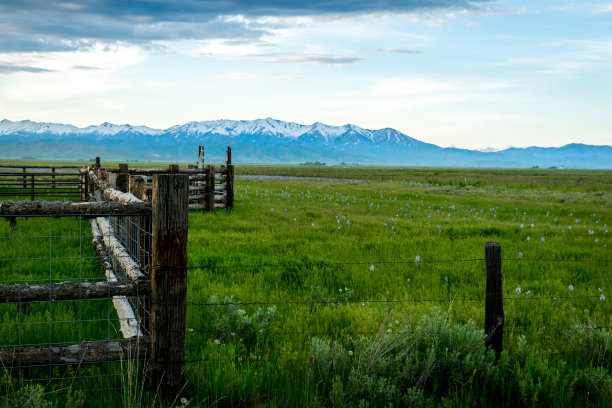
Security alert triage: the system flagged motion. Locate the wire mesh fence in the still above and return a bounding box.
[0,213,146,394]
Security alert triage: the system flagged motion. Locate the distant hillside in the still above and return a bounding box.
[1,118,610,169]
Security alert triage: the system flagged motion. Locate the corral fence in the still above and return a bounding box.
[0,145,234,212]
[93,145,234,212]
[0,145,234,400]
[0,165,85,201]
[0,169,191,398]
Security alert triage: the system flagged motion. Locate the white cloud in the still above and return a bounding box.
[0,43,145,102]
[591,3,612,14]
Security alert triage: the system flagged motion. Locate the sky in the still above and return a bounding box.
[0,0,610,150]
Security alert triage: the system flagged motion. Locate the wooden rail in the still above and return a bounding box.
[0,166,85,200]
[0,337,149,368]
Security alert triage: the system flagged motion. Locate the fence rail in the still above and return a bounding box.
[0,166,85,200]
[87,145,234,211]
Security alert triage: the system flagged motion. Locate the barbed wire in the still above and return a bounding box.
[185,294,603,308]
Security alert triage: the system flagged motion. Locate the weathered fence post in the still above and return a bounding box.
[150,174,189,400]
[205,165,215,212]
[116,163,129,193]
[169,164,179,174]
[484,241,504,354]
[225,146,232,166]
[197,146,204,169]
[95,157,101,168]
[52,167,56,189]
[22,167,26,189]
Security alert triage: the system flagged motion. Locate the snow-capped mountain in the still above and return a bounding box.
[0,119,162,137]
[0,118,610,168]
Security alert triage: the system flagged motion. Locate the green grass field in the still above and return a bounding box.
[1,165,611,407]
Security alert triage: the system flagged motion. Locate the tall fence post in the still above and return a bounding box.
[30,175,34,201]
[197,146,204,169]
[206,165,215,212]
[484,241,504,354]
[225,146,234,209]
[150,174,189,400]
[52,167,56,189]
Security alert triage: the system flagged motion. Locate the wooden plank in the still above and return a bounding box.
[0,200,151,217]
[150,174,189,399]
[484,241,504,354]
[0,337,149,368]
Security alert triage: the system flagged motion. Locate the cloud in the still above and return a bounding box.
[0,64,53,74]
[223,72,300,80]
[1,43,145,101]
[591,4,612,14]
[254,53,361,65]
[372,48,425,54]
[0,1,496,52]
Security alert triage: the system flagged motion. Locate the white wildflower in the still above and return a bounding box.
[369,264,375,272]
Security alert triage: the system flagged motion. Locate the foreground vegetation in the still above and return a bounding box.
[1,165,610,406]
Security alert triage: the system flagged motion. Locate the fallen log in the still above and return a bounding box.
[93,217,146,280]
[91,219,144,338]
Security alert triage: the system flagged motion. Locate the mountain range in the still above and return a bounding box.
[0,118,610,169]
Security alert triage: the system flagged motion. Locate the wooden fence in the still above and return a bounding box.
[0,171,190,399]
[0,165,85,200]
[88,146,234,212]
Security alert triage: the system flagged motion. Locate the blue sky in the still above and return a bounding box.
[0,0,610,149]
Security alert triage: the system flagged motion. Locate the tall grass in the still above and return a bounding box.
[1,170,610,406]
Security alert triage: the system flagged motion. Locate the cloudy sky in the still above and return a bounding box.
[0,0,610,149]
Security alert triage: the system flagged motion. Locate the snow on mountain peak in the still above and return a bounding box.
[0,118,415,146]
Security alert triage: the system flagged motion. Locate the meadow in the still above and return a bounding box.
[1,165,611,407]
